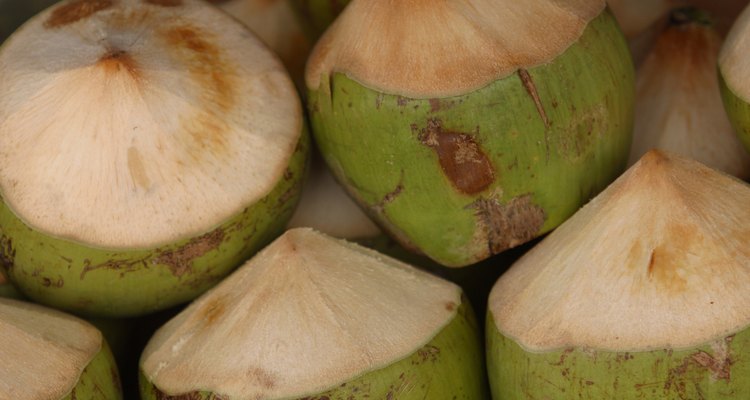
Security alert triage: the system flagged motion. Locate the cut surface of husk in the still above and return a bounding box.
[306,0,605,97]
[140,228,479,399]
[0,298,109,399]
[0,0,302,249]
[490,150,750,352]
[630,8,750,179]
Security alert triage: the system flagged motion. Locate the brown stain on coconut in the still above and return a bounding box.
[198,295,227,325]
[154,227,226,277]
[127,147,151,190]
[645,222,702,293]
[162,24,236,158]
[44,0,114,28]
[98,49,139,78]
[469,194,545,255]
[417,119,494,195]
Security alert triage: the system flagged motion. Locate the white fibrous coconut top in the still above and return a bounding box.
[720,4,750,98]
[287,158,381,239]
[630,16,750,179]
[306,0,605,97]
[0,0,301,249]
[490,150,750,352]
[141,228,461,399]
[0,298,102,399]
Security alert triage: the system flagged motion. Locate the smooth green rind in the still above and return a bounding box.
[62,340,123,400]
[140,300,489,400]
[288,0,350,39]
[486,312,750,399]
[0,129,309,318]
[308,10,634,267]
[719,71,750,154]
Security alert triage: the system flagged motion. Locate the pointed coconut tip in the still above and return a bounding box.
[305,0,606,97]
[489,150,750,352]
[0,298,103,399]
[141,227,463,399]
[0,0,302,249]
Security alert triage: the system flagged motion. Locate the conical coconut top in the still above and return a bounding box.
[306,0,605,97]
[720,4,750,98]
[629,9,750,178]
[0,298,102,398]
[141,228,462,399]
[489,150,750,352]
[0,0,302,249]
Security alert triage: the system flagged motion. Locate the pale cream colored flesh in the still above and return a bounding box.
[0,298,101,399]
[286,157,381,239]
[720,3,750,99]
[630,21,750,178]
[141,228,460,399]
[490,150,750,352]
[213,0,311,83]
[306,0,604,98]
[0,0,301,249]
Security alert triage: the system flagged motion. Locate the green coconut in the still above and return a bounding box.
[0,267,22,299]
[487,150,750,398]
[720,3,750,155]
[0,298,123,399]
[306,0,635,267]
[0,0,309,318]
[139,228,488,399]
[629,8,750,179]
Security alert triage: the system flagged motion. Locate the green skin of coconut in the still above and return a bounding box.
[139,300,488,400]
[61,340,123,400]
[719,73,750,155]
[288,0,350,39]
[308,10,634,267]
[0,130,309,318]
[486,313,750,399]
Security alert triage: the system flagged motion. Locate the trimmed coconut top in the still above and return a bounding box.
[630,10,750,179]
[490,150,750,352]
[0,0,302,249]
[720,4,750,99]
[306,0,605,98]
[141,228,461,399]
[0,298,102,399]
[286,158,381,239]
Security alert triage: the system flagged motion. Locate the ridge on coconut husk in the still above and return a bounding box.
[488,150,750,398]
[140,228,487,400]
[629,7,750,179]
[0,298,123,399]
[306,0,635,267]
[0,0,308,317]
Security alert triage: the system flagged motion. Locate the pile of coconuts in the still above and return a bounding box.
[0,0,748,399]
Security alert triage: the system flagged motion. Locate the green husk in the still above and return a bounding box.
[140,300,488,400]
[62,340,123,400]
[1,130,309,318]
[308,10,634,267]
[719,72,750,154]
[486,314,750,399]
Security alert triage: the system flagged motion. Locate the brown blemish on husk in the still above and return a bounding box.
[198,295,227,326]
[518,69,549,129]
[162,24,236,158]
[153,387,207,400]
[469,194,545,255]
[44,0,113,28]
[417,119,494,195]
[665,336,733,395]
[144,0,183,6]
[0,235,15,273]
[247,367,276,389]
[155,228,225,277]
[98,50,139,77]
[414,345,440,364]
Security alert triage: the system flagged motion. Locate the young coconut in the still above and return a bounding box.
[207,0,312,89]
[487,150,750,398]
[0,267,22,299]
[0,0,308,318]
[629,8,750,179]
[0,298,123,399]
[139,228,488,399]
[720,3,750,155]
[306,0,635,267]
